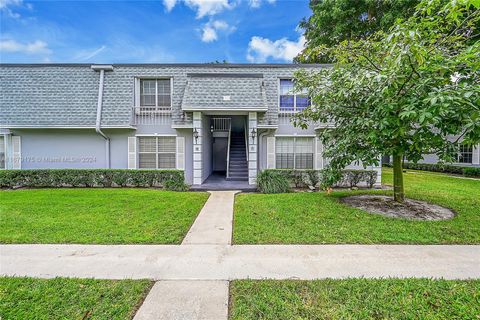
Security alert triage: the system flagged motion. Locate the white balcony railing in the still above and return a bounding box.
[211,117,231,132]
[131,106,172,126]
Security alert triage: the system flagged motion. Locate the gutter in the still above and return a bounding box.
[91,65,114,168]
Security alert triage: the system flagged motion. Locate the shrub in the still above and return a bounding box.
[344,170,364,188]
[0,169,186,191]
[258,169,378,191]
[364,170,378,188]
[164,179,189,192]
[256,170,291,194]
[305,170,321,189]
[463,167,480,177]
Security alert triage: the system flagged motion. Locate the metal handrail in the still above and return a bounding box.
[244,117,249,162]
[226,125,232,178]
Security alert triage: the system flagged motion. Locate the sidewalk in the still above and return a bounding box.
[2,244,479,280]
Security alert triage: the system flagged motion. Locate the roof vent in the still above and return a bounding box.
[223,95,231,101]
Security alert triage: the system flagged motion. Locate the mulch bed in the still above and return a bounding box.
[340,195,455,221]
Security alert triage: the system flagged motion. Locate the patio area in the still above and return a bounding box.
[190,172,256,191]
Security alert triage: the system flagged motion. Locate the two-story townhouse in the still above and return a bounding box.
[0,63,382,187]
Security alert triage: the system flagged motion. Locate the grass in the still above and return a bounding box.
[229,278,480,320]
[0,277,152,319]
[0,188,209,244]
[233,168,480,244]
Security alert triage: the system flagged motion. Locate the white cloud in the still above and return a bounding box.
[0,0,22,9]
[200,19,235,43]
[0,0,25,18]
[248,0,275,8]
[0,39,51,54]
[163,0,234,18]
[163,0,177,12]
[246,35,305,63]
[201,25,218,42]
[74,45,107,61]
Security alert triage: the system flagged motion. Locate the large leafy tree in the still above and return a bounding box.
[296,0,419,63]
[293,0,480,202]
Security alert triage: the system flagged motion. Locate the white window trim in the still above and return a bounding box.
[137,135,177,170]
[455,142,473,164]
[278,78,309,114]
[0,135,6,170]
[134,77,173,113]
[274,135,315,169]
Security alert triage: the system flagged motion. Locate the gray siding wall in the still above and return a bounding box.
[10,129,132,169]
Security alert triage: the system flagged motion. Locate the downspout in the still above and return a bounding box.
[91,65,114,168]
[258,129,273,172]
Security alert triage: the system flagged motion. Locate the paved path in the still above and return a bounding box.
[182,191,237,245]
[133,281,228,320]
[2,244,479,280]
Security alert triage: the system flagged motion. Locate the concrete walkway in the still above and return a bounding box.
[133,281,229,320]
[182,191,237,245]
[2,244,479,280]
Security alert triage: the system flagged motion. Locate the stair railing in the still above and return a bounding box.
[226,124,232,179]
[244,118,249,162]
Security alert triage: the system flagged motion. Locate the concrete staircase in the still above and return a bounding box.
[227,132,248,181]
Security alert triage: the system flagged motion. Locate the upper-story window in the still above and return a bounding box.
[139,79,172,111]
[279,79,310,112]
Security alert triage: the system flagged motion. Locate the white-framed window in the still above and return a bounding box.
[138,79,172,111]
[279,79,310,113]
[138,136,176,169]
[457,143,473,164]
[275,137,314,169]
[0,136,5,169]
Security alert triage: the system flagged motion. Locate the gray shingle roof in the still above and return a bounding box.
[181,73,267,111]
[1,64,328,128]
[0,66,130,127]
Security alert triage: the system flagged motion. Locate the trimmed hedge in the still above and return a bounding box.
[463,167,480,177]
[384,162,480,177]
[257,169,378,193]
[0,169,188,191]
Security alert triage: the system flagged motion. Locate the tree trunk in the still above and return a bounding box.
[392,154,405,203]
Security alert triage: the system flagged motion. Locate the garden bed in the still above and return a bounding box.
[340,195,455,220]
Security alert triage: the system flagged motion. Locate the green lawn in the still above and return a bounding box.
[234,168,480,244]
[0,189,209,244]
[229,279,480,320]
[0,277,152,319]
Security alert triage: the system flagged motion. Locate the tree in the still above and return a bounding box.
[293,0,480,202]
[296,0,419,63]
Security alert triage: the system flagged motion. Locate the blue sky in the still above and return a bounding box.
[0,0,311,63]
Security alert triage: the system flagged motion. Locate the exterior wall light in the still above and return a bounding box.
[250,128,257,143]
[193,128,199,144]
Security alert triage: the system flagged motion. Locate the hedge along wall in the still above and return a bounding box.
[383,162,480,177]
[265,169,378,189]
[0,169,187,191]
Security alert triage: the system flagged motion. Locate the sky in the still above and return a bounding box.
[0,0,312,64]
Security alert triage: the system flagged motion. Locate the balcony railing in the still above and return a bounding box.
[131,106,172,126]
[211,117,231,132]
